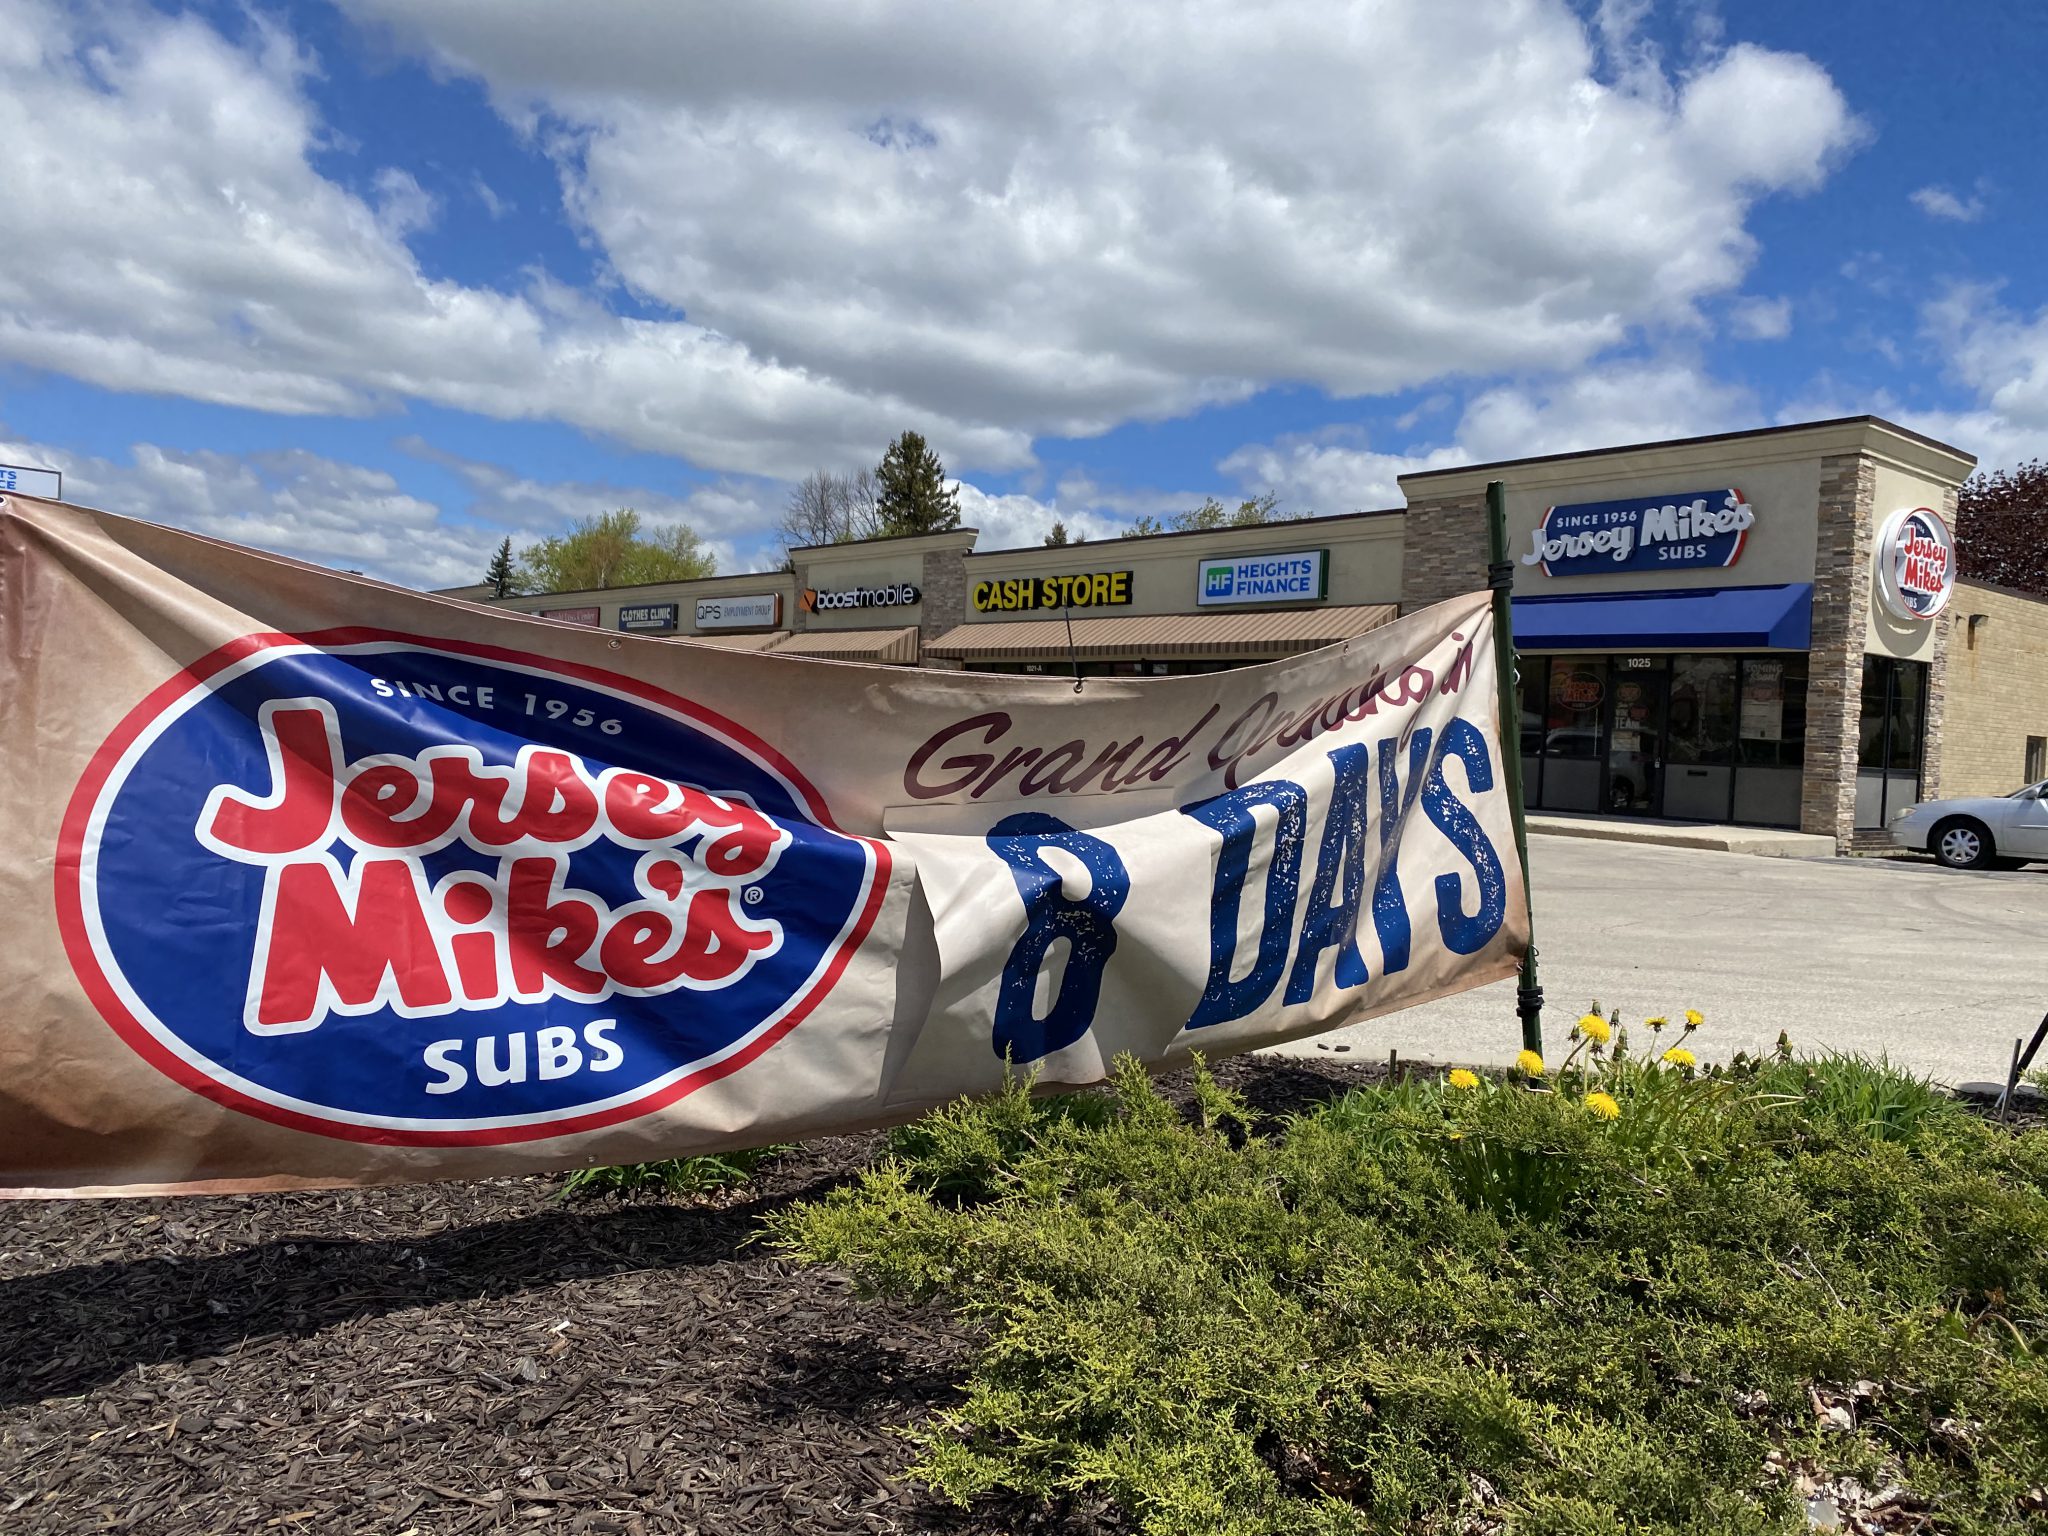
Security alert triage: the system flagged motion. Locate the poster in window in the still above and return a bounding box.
[1740,661,1784,742]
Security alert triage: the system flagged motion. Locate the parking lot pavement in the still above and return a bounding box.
[1274,836,2048,1086]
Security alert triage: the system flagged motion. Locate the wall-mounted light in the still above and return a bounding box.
[1966,612,1991,648]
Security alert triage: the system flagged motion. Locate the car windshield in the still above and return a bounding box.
[2008,780,2048,800]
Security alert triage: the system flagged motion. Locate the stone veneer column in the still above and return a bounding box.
[1918,482,1962,800]
[920,545,967,638]
[788,560,811,631]
[1397,491,1489,612]
[1800,452,1877,846]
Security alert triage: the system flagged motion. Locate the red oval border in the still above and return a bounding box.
[53,628,891,1148]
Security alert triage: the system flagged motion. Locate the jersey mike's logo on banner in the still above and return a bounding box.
[56,633,887,1145]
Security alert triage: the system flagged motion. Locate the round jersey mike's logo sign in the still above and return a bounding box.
[55,632,887,1145]
[1874,507,1957,623]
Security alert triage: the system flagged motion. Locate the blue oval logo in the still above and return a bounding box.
[57,632,886,1145]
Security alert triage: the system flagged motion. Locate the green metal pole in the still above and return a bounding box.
[1484,479,1544,1057]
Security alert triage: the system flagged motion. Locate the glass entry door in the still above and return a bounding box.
[1602,657,1668,815]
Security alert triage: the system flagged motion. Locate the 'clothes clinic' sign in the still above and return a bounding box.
[617,602,680,632]
[1199,551,1328,606]
[1521,489,1754,577]
[973,570,1133,612]
[0,494,1523,1196]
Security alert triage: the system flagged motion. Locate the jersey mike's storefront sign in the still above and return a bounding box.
[1522,489,1754,577]
[0,495,1524,1196]
[1198,550,1328,606]
[695,592,781,630]
[802,581,920,612]
[1874,507,1956,622]
[617,602,680,632]
[973,569,1134,612]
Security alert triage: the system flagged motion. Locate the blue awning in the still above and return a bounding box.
[1510,583,1812,651]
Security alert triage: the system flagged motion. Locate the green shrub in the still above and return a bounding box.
[558,1144,788,1200]
[883,1069,1118,1204]
[771,1047,2048,1536]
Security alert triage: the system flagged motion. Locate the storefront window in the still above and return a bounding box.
[1664,656,1735,821]
[1517,656,1548,804]
[1732,657,1806,827]
[1535,659,1608,813]
[1855,657,1927,828]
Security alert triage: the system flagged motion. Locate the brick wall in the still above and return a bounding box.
[1937,580,2048,796]
[1799,452,1878,845]
[1397,490,1489,612]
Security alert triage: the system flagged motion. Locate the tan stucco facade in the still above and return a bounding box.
[961,512,1403,622]
[1938,581,2048,797]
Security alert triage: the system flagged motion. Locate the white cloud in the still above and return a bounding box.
[0,429,793,587]
[1219,357,1758,508]
[2,432,499,587]
[395,436,776,575]
[0,0,1026,478]
[371,167,439,238]
[1910,184,1985,223]
[1904,283,2048,472]
[0,0,1860,480]
[1729,295,1793,340]
[471,175,512,219]
[1219,429,1458,515]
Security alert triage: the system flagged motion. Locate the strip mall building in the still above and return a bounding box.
[465,416,2048,851]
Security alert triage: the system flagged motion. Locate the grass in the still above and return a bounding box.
[558,1144,789,1200]
[769,1042,2048,1536]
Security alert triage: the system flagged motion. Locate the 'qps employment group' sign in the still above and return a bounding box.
[1521,489,1754,578]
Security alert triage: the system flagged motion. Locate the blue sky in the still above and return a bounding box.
[1,0,2043,586]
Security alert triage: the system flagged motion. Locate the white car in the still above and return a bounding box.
[1889,779,2048,869]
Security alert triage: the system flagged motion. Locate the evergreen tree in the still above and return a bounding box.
[874,431,962,536]
[1045,519,1069,547]
[484,536,521,597]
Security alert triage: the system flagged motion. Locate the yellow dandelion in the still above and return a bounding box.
[1684,1009,1705,1028]
[1515,1048,1546,1077]
[1448,1068,1481,1091]
[1661,1047,1697,1069]
[1583,1091,1621,1120]
[1577,1013,1612,1045]
[1646,1015,1668,1031]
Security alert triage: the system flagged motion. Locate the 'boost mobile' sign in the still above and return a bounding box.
[1522,489,1754,577]
[1,493,1524,1195]
[803,582,920,612]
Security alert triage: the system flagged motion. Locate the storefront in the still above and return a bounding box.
[924,513,1406,675]
[1399,416,1974,846]
[447,414,2004,853]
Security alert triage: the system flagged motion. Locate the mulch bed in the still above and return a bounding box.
[0,1056,1380,1536]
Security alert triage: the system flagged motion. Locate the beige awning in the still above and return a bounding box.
[769,625,922,664]
[922,604,1399,662]
[677,629,789,651]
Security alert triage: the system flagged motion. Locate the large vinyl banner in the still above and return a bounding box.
[0,497,1526,1196]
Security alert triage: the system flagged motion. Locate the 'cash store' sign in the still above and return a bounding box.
[1522,489,1754,578]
